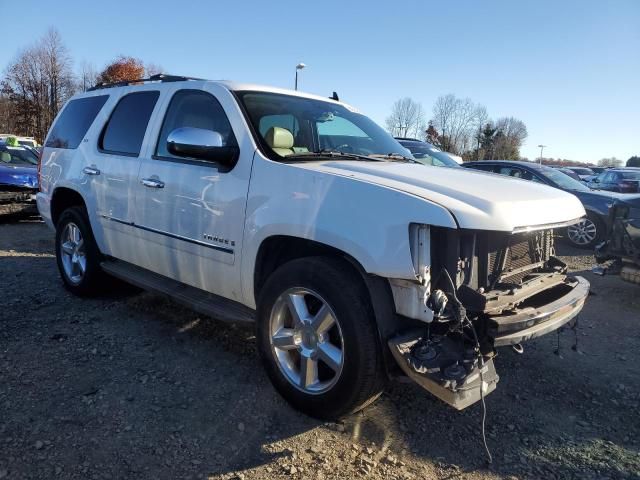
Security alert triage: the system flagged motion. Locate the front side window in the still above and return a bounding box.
[156,89,237,160]
[100,91,159,156]
[45,95,109,149]
[237,91,406,159]
[602,172,615,183]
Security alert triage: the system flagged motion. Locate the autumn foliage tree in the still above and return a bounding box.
[97,56,145,84]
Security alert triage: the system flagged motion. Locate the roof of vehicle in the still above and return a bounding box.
[83,73,352,109]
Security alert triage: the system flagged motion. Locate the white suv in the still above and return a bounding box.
[38,74,589,418]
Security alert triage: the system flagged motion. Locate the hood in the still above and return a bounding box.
[0,164,38,189]
[296,161,586,231]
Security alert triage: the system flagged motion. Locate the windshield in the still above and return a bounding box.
[403,144,459,168]
[540,166,590,191]
[0,145,38,166]
[237,91,408,160]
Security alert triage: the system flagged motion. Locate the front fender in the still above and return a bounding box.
[240,155,457,307]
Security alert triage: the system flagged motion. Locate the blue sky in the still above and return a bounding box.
[2,0,638,163]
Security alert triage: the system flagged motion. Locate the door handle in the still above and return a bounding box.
[141,178,165,189]
[83,166,100,176]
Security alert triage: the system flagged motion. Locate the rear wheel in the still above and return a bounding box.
[257,257,385,419]
[55,206,105,295]
[566,213,604,249]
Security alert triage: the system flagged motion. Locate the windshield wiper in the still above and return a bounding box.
[367,153,419,163]
[284,150,384,162]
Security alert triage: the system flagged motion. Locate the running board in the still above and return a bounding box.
[101,259,255,323]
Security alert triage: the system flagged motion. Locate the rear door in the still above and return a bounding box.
[88,89,161,262]
[133,83,255,302]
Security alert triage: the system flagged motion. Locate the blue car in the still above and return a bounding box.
[0,142,39,216]
[463,160,620,248]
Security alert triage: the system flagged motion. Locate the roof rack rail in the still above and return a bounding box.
[87,73,205,91]
[394,137,423,142]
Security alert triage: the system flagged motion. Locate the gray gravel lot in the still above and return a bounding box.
[1,218,639,480]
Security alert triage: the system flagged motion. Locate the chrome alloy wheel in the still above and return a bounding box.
[59,222,86,285]
[567,218,597,246]
[269,288,345,394]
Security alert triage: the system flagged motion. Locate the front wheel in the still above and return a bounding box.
[565,213,604,249]
[256,257,385,419]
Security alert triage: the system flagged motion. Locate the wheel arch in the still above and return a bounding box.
[50,187,87,226]
[253,235,402,375]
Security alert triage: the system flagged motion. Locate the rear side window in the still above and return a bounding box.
[100,91,160,156]
[45,95,108,149]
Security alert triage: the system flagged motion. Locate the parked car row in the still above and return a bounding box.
[460,160,623,248]
[586,168,640,193]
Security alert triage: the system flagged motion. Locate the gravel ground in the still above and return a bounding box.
[1,217,639,480]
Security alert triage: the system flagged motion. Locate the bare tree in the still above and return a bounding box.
[430,94,486,155]
[385,97,425,138]
[145,62,164,77]
[492,117,528,159]
[78,60,99,91]
[598,157,623,167]
[1,28,75,142]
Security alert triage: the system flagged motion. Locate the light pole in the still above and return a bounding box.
[294,63,306,90]
[537,144,546,165]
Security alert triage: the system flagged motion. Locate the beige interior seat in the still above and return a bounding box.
[265,127,294,157]
[0,152,11,163]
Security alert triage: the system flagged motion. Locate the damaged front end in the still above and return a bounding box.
[389,224,589,409]
[0,185,38,216]
[0,165,39,216]
[594,196,640,285]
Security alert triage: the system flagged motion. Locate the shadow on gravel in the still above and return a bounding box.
[2,223,639,479]
[337,323,640,479]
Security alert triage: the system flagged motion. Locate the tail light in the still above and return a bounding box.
[37,149,43,191]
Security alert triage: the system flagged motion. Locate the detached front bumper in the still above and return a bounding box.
[489,276,590,347]
[387,275,590,410]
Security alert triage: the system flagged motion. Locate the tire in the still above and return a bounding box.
[565,212,605,249]
[256,256,386,419]
[55,206,105,296]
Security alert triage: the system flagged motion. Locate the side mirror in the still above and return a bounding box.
[167,127,239,166]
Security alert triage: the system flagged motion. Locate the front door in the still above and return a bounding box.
[133,84,254,302]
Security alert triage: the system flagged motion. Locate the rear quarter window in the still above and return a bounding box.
[100,91,160,156]
[45,95,109,149]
